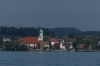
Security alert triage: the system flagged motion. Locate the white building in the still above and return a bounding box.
[38,29,43,41]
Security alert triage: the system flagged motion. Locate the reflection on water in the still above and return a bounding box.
[0,52,100,66]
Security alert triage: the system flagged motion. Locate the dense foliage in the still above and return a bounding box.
[0,26,55,37]
[2,41,29,51]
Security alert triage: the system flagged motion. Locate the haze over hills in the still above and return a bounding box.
[51,27,82,36]
[51,27,100,36]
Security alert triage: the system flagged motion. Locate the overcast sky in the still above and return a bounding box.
[0,0,100,31]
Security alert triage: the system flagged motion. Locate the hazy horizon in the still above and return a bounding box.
[0,0,100,31]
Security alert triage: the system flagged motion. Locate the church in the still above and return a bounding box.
[21,29,44,50]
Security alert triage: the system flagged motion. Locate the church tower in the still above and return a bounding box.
[38,29,43,41]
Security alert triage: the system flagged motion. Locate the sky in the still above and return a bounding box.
[0,0,100,31]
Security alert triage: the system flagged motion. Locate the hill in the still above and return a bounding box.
[51,27,82,36]
[51,27,100,36]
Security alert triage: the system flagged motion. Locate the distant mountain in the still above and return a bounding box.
[51,27,100,36]
[51,27,82,36]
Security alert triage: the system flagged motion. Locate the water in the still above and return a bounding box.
[0,51,100,66]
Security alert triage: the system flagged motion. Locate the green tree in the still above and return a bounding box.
[4,41,21,51]
[21,45,28,51]
[68,34,75,38]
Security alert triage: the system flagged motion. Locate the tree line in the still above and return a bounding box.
[0,26,55,37]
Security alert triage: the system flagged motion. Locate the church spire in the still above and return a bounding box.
[38,29,43,41]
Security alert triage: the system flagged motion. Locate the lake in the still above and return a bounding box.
[0,51,100,66]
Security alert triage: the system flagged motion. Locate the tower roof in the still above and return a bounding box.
[39,29,43,33]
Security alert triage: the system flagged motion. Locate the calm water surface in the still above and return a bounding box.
[0,51,100,66]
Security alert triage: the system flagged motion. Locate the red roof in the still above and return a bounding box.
[78,44,85,48]
[21,37,42,44]
[54,43,60,47]
[44,41,49,45]
[50,38,58,42]
[83,38,93,41]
